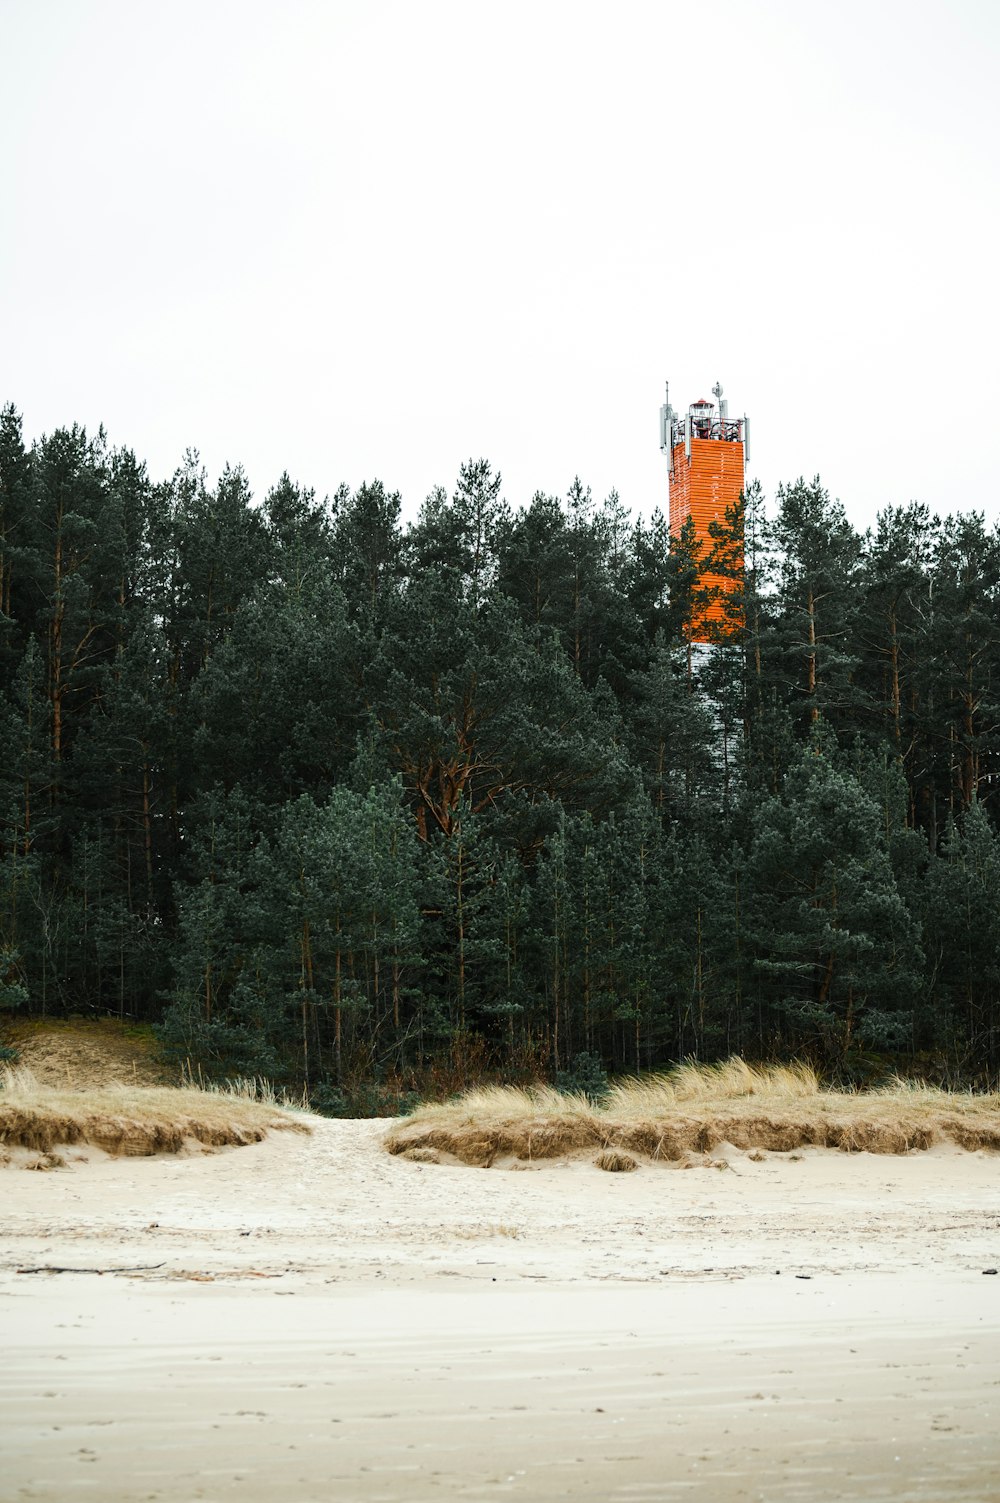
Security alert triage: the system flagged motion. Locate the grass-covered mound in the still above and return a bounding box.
[0,1066,311,1160]
[385,1058,1000,1167]
[2,1015,171,1087]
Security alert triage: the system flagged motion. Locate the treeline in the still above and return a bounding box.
[2,403,999,1104]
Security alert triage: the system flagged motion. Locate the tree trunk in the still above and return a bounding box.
[334,930,343,1088]
[889,605,902,749]
[50,510,64,765]
[300,917,313,1088]
[142,755,154,916]
[806,588,818,719]
[455,836,466,1028]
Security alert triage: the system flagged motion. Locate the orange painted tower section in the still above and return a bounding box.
[660,383,746,643]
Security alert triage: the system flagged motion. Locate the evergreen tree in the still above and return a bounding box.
[921,802,1000,1078]
[745,730,922,1068]
[770,478,864,732]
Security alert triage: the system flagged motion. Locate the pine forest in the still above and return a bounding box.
[2,403,999,1108]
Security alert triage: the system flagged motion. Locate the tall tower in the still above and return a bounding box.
[659,382,747,642]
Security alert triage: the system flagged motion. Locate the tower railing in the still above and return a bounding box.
[681,418,744,443]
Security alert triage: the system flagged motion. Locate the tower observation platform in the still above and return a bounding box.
[659,381,747,643]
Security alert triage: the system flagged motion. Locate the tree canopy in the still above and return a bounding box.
[3,402,999,1103]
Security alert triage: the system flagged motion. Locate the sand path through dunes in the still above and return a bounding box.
[2,1118,1000,1500]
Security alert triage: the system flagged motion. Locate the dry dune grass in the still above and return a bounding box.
[384,1058,1000,1167]
[594,1148,638,1173]
[385,1083,600,1167]
[0,1066,311,1159]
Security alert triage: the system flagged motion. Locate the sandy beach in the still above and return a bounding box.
[3,1122,1000,1501]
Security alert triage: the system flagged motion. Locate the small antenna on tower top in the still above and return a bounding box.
[659,381,673,463]
[712,380,728,422]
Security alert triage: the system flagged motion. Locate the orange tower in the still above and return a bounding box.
[659,381,747,642]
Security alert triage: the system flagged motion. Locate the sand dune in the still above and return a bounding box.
[2,1119,999,1500]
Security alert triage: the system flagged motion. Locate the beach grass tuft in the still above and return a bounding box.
[0,1065,311,1158]
[594,1148,639,1173]
[384,1057,1000,1167]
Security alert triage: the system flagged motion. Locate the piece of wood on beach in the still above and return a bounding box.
[16,1263,166,1275]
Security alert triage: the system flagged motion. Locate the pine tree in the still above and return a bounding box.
[745,729,922,1068]
[921,802,1000,1078]
[770,478,864,731]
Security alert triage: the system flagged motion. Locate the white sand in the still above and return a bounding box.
[2,1121,999,1500]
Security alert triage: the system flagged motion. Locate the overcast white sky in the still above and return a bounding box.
[3,0,999,530]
